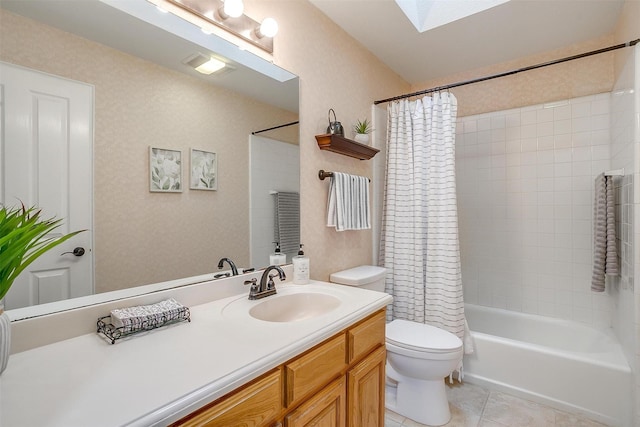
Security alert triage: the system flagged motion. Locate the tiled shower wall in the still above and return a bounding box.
[456,93,614,328]
[610,49,636,372]
[610,44,639,427]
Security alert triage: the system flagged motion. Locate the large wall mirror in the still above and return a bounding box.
[0,0,300,314]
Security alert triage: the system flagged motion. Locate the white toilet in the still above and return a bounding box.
[330,265,463,427]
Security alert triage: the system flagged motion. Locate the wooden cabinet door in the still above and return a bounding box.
[285,333,346,407]
[285,376,346,427]
[347,310,385,364]
[347,346,386,427]
[172,369,281,427]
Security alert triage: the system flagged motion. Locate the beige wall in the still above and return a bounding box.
[0,9,297,292]
[244,0,410,280]
[411,34,616,118]
[203,0,639,281]
[249,0,633,280]
[7,0,634,288]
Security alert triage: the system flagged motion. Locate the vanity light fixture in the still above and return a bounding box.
[256,17,278,38]
[165,0,277,53]
[221,0,243,18]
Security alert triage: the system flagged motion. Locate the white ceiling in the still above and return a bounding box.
[309,0,626,85]
[3,0,626,104]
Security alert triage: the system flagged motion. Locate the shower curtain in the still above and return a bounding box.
[380,92,472,353]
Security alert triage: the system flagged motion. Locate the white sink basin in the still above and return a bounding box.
[220,283,353,323]
[249,293,341,322]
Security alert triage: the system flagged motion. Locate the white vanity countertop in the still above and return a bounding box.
[0,281,392,427]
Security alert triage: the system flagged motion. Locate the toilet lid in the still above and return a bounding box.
[386,319,463,353]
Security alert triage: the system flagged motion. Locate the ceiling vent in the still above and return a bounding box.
[182,53,235,76]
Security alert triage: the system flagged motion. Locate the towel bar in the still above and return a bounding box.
[318,169,370,181]
[604,168,624,177]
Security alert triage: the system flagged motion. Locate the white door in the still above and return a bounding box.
[0,62,94,310]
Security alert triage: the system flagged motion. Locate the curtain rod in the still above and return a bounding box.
[252,121,299,135]
[374,38,640,105]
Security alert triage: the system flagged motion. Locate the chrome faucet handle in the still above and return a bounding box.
[250,266,284,299]
[244,278,260,298]
[266,273,280,291]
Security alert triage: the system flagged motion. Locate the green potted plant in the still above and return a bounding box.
[0,203,84,375]
[353,118,373,144]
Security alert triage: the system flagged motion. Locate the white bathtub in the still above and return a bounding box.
[463,304,632,426]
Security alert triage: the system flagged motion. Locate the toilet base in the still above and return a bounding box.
[385,377,451,426]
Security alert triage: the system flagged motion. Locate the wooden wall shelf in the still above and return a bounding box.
[315,134,379,160]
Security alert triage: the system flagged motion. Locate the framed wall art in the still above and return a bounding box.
[190,148,217,191]
[150,147,182,192]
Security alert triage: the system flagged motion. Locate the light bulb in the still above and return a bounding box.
[258,18,278,38]
[223,0,244,18]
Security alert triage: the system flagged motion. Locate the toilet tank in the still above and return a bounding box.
[329,265,387,292]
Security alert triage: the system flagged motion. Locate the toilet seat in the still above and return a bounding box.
[386,319,463,354]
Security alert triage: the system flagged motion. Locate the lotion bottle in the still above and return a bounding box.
[269,242,286,265]
[292,244,310,284]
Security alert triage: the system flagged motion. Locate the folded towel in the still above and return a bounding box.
[605,176,619,277]
[111,298,185,333]
[326,172,370,231]
[591,174,619,292]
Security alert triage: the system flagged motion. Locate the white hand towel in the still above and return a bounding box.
[110,298,185,333]
[326,172,371,231]
[327,177,337,227]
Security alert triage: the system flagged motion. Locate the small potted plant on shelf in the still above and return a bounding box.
[0,203,84,375]
[353,118,373,144]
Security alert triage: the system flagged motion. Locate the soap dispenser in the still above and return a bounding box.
[269,242,286,265]
[292,244,310,284]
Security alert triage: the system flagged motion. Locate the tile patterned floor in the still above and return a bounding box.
[384,382,610,427]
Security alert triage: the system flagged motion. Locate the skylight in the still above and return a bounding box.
[395,0,511,33]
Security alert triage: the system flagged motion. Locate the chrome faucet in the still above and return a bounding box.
[217,257,239,276]
[244,265,286,300]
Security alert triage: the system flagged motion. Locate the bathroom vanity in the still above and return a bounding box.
[0,272,392,426]
[174,310,386,426]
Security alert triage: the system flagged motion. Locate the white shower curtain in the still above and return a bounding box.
[380,92,472,353]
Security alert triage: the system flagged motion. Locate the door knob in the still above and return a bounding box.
[61,247,85,257]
